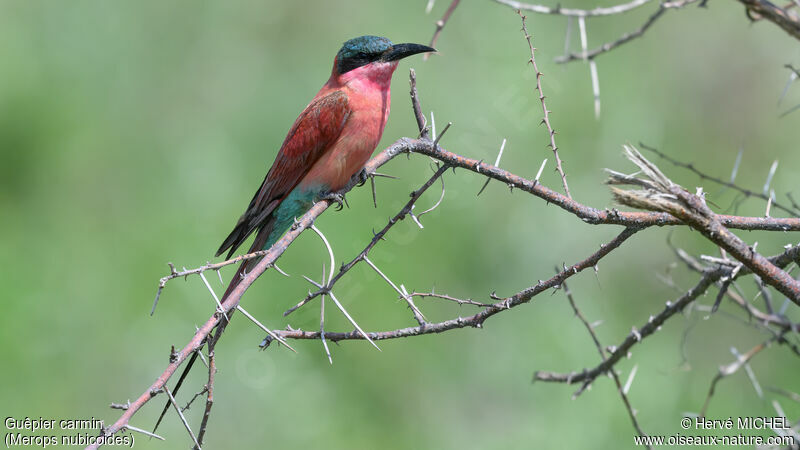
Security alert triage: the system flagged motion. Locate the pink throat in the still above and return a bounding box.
[333,61,399,91]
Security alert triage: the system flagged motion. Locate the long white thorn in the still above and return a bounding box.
[329,291,381,351]
[763,160,778,196]
[535,158,548,182]
[320,265,333,364]
[477,139,506,196]
[124,425,165,440]
[310,224,335,285]
[623,364,638,395]
[779,69,798,105]
[494,138,507,166]
[418,174,446,218]
[766,190,774,218]
[430,111,437,141]
[237,305,296,353]
[589,59,601,119]
[730,147,743,183]
[199,271,228,322]
[306,226,379,350]
[364,256,426,323]
[163,386,201,450]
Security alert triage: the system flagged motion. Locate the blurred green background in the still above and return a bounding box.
[2,0,799,448]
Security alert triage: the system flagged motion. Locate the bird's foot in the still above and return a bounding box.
[355,168,369,187]
[318,191,348,210]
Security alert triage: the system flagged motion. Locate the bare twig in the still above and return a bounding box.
[493,0,654,17]
[407,138,800,232]
[426,0,461,59]
[534,244,799,387]
[609,146,800,303]
[640,142,800,216]
[410,291,495,308]
[561,279,651,447]
[553,1,700,64]
[699,338,775,418]
[193,350,216,449]
[264,228,639,344]
[535,272,716,385]
[519,11,571,198]
[409,69,429,138]
[152,251,277,315]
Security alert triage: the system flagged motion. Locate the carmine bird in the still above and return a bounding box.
[152,37,435,433]
[217,35,435,295]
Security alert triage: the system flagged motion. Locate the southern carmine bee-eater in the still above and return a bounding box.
[217,35,435,297]
[153,36,435,434]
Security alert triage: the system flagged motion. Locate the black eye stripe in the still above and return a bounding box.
[337,51,384,74]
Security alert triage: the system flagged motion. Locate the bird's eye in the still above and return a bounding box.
[337,49,385,74]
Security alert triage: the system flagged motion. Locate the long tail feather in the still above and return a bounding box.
[153,217,277,433]
[216,198,281,259]
[215,221,248,259]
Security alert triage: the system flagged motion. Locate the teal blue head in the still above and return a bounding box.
[335,35,435,75]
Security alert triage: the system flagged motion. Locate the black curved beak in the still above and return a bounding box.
[381,43,436,62]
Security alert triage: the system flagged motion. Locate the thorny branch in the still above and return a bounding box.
[93,10,800,442]
[738,0,800,41]
[674,246,800,334]
[533,244,800,387]
[639,142,800,217]
[608,146,800,303]
[121,131,800,447]
[281,162,450,319]
[264,227,640,344]
[553,2,701,64]
[491,0,701,65]
[493,0,655,17]
[493,0,800,65]
[91,127,432,449]
[519,12,571,198]
[400,138,800,232]
[193,348,216,448]
[488,0,799,124]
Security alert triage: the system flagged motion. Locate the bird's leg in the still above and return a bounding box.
[317,191,348,210]
[338,167,370,192]
[355,168,369,186]
[317,167,373,210]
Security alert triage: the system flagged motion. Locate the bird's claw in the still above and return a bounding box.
[319,192,347,210]
[355,168,369,187]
